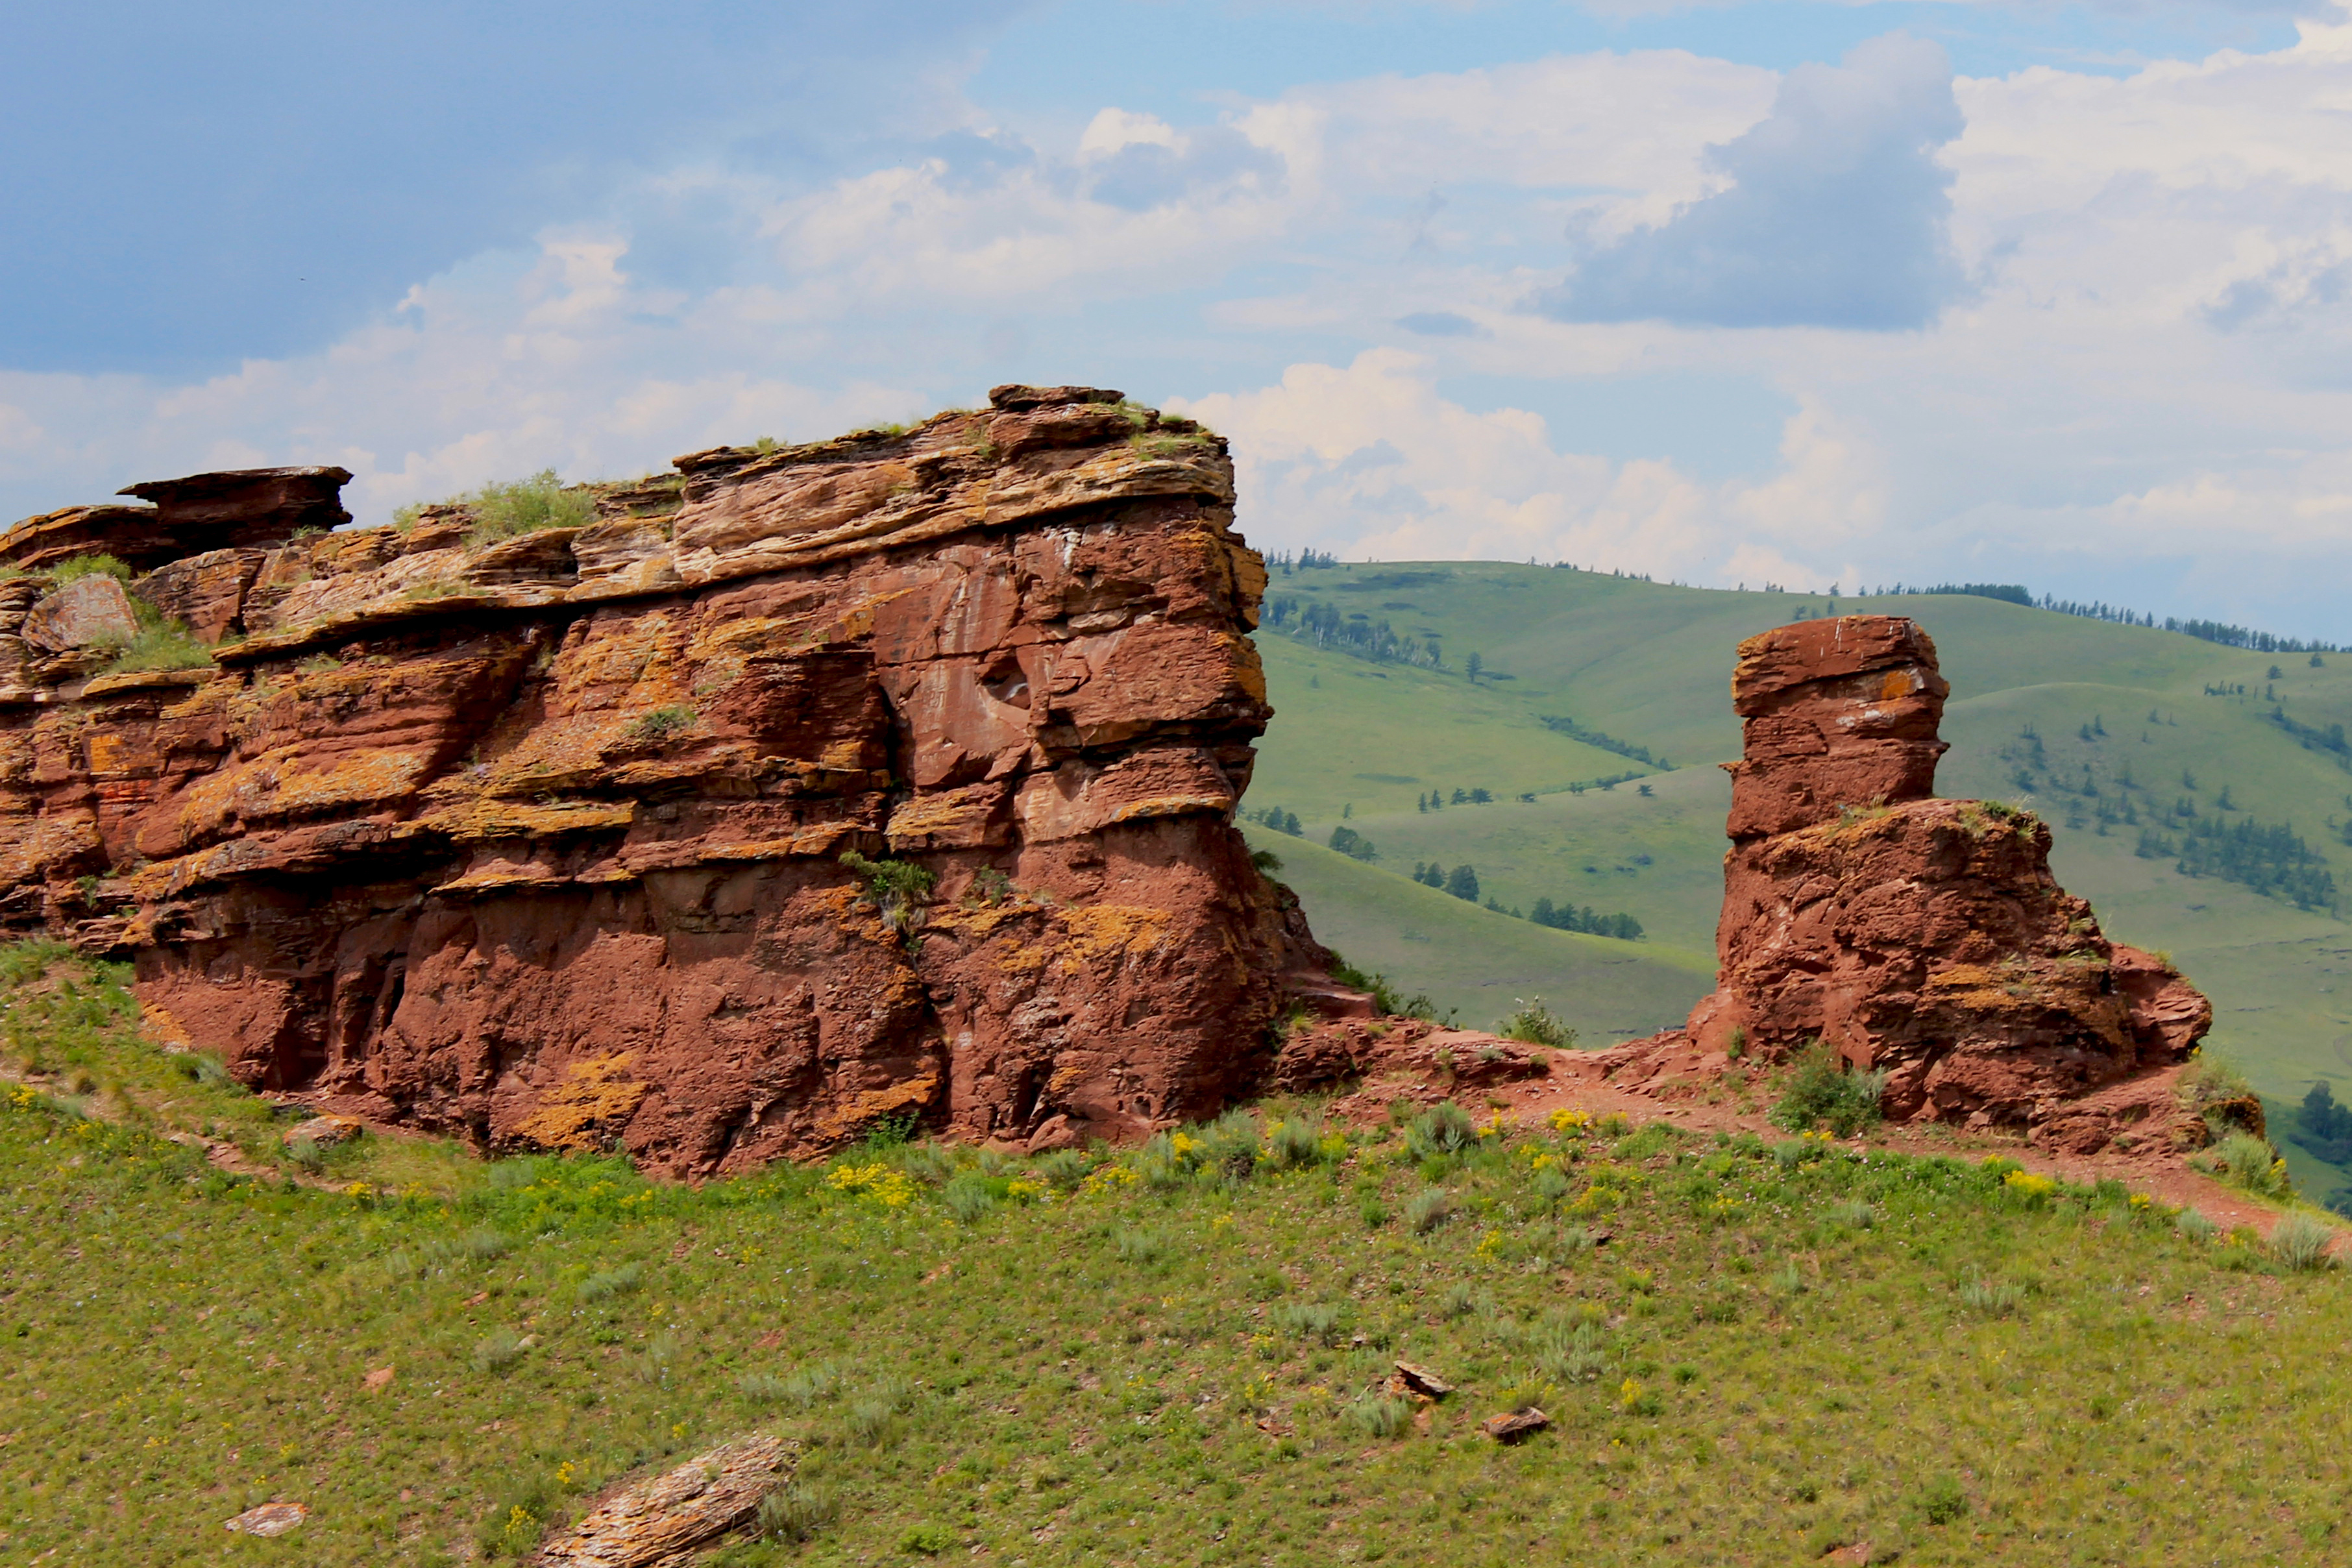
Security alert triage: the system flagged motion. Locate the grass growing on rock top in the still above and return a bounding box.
[3,948,2351,1565]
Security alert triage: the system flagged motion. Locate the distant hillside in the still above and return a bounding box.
[1247,563,2352,1205]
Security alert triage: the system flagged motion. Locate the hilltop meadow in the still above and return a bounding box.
[4,945,2350,1567]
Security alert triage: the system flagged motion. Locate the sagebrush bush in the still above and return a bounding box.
[1267,1115,1326,1170]
[1406,1188,1455,1234]
[1958,1270,2024,1316]
[2202,1132,2293,1198]
[1114,1227,1172,1269]
[2269,1212,2337,1272]
[470,1328,528,1375]
[1033,1148,1092,1189]
[1348,1393,1414,1439]
[1768,1043,1887,1137]
[757,1482,838,1543]
[576,1262,644,1303]
[942,1175,999,1224]
[1271,1301,1344,1345]
[1406,1101,1476,1160]
[1495,997,1576,1049]
[439,469,598,544]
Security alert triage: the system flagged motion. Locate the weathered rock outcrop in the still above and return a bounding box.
[0,387,1325,1173]
[1675,615,2211,1149]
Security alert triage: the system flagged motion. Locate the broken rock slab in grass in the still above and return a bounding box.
[538,1432,796,1567]
[1389,1360,1452,1399]
[223,1501,308,1536]
[1480,1407,1551,1443]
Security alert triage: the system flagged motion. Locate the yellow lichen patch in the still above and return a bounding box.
[685,615,809,662]
[0,729,36,785]
[424,799,635,844]
[267,748,438,816]
[1107,792,1231,824]
[813,1074,939,1144]
[1055,904,1171,968]
[139,1002,193,1052]
[1925,962,2033,1014]
[0,815,99,886]
[513,1054,650,1151]
[1879,669,1911,701]
[83,731,157,776]
[554,617,679,702]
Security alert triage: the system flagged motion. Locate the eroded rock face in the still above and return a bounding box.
[1682,615,2210,1147]
[0,389,1325,1174]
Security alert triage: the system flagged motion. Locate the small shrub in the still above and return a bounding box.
[846,1397,896,1447]
[2201,1131,2294,1199]
[1195,1109,1263,1178]
[1406,1187,1455,1234]
[1032,1148,1092,1189]
[471,1328,528,1375]
[1496,997,1576,1049]
[2174,1208,2220,1243]
[2270,1213,2337,1272]
[577,1262,644,1303]
[839,849,936,941]
[99,622,212,675]
[282,1136,327,1175]
[1406,1101,1476,1160]
[1271,1301,1344,1345]
[1358,1197,1390,1230]
[736,1370,793,1403]
[1957,1270,2024,1316]
[1533,1164,1573,1202]
[456,469,598,544]
[1267,1115,1327,1170]
[456,1227,513,1262]
[1348,1393,1414,1439]
[1828,1199,1876,1229]
[782,1360,844,1409]
[1114,1227,1172,1269]
[1536,1319,1610,1383]
[941,1174,999,1224]
[627,705,696,741]
[51,554,130,583]
[756,1482,839,1543]
[1919,1472,1969,1525]
[1768,1043,1887,1137]
[898,1521,956,1556]
[899,1143,955,1184]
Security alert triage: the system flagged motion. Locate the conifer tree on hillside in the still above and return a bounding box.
[1444,864,1481,902]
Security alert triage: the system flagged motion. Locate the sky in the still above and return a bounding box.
[4,0,2350,638]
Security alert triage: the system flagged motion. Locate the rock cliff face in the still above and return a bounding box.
[0,387,1324,1174]
[1678,615,2211,1147]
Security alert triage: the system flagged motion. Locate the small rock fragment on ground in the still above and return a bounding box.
[224,1501,308,1536]
[1480,1407,1551,1443]
[1390,1360,1452,1398]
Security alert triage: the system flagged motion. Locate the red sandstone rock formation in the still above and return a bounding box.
[0,387,1325,1174]
[1675,615,2211,1151]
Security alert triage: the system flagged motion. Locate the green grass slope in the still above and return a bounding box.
[1251,567,2352,1196]
[9,949,2351,1568]
[1243,827,1711,1037]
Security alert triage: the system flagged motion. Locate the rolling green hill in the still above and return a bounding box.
[1247,565,2352,1201]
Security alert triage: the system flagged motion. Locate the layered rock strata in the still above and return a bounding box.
[0,387,1324,1173]
[1675,615,2211,1147]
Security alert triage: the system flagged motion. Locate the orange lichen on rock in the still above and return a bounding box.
[0,389,1326,1174]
